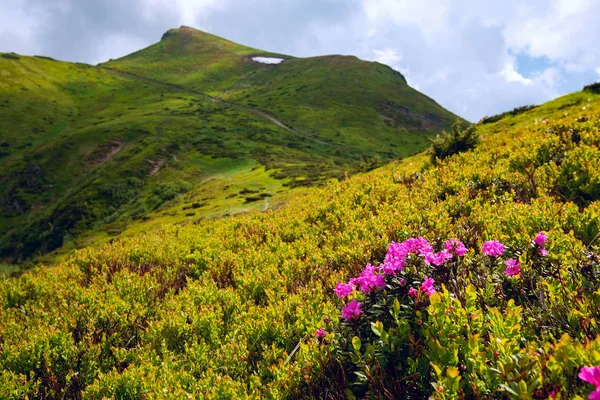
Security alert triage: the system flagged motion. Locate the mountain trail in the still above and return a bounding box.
[87,139,123,167]
[147,158,167,176]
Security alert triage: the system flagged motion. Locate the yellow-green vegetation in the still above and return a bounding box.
[0,26,458,265]
[1,86,599,398]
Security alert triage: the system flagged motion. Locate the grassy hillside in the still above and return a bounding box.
[0,27,458,266]
[0,87,599,398]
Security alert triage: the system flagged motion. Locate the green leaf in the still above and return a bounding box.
[371,321,383,337]
[352,336,361,353]
[499,384,519,398]
[393,298,400,319]
[431,362,443,377]
[354,371,368,381]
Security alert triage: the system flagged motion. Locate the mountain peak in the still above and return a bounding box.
[160,25,204,40]
[159,26,238,46]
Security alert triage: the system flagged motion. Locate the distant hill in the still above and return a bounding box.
[0,26,459,264]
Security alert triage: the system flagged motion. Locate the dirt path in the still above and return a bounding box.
[100,67,331,146]
[101,141,123,164]
[147,158,166,176]
[89,139,123,166]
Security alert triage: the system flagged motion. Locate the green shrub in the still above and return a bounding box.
[583,82,600,94]
[1,53,20,60]
[481,105,538,124]
[152,181,191,205]
[431,119,479,162]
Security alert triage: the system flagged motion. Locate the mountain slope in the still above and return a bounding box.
[105,26,456,151]
[0,27,459,264]
[0,87,599,398]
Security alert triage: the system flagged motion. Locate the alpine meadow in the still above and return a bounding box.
[1,17,600,400]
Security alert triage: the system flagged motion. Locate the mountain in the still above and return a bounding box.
[0,26,459,264]
[0,86,599,398]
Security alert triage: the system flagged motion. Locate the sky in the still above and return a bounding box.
[1,0,599,121]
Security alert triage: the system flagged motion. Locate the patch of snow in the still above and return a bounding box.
[252,57,284,65]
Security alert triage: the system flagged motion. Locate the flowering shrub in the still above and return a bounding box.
[332,234,600,398]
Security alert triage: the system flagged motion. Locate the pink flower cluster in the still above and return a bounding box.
[383,237,433,274]
[334,233,552,326]
[482,240,519,276]
[534,232,548,246]
[534,231,549,257]
[341,299,362,320]
[483,232,549,277]
[408,276,437,299]
[349,264,386,293]
[315,328,327,339]
[420,276,436,297]
[445,239,468,257]
[580,366,600,400]
[482,240,505,257]
[335,237,462,320]
[503,259,521,276]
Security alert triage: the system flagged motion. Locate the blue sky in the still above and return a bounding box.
[1,0,599,121]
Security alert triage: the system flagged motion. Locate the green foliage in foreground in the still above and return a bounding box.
[0,27,457,264]
[0,90,600,398]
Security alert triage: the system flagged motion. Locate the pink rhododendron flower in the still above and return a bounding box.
[482,240,505,257]
[353,264,386,293]
[504,259,521,276]
[445,239,468,257]
[424,250,452,266]
[387,241,410,259]
[420,276,436,297]
[579,366,600,399]
[315,328,327,339]
[382,251,405,275]
[408,287,418,298]
[334,282,354,299]
[403,237,433,256]
[534,232,548,246]
[539,248,548,257]
[341,299,362,320]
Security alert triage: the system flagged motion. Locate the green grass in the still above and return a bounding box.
[0,27,459,265]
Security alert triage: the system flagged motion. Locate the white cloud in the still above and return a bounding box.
[362,0,451,41]
[500,62,533,86]
[143,0,224,25]
[0,0,41,55]
[345,0,589,119]
[534,67,561,88]
[372,48,401,67]
[596,68,600,77]
[503,0,600,70]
